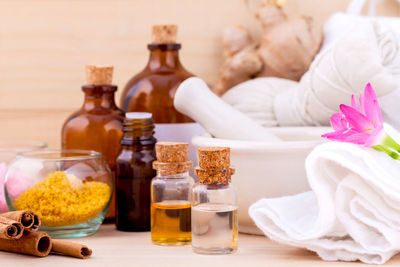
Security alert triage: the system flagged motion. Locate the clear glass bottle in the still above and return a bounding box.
[191,147,238,254]
[151,142,194,246]
[115,112,157,231]
[61,65,124,222]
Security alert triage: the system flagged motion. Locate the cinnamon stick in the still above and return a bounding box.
[0,231,52,257]
[0,211,40,231]
[0,217,23,239]
[52,239,92,259]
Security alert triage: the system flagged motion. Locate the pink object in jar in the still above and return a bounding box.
[0,162,36,212]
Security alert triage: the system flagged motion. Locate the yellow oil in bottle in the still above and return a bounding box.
[151,200,191,246]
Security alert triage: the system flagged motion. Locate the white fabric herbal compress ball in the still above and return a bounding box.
[223,15,400,129]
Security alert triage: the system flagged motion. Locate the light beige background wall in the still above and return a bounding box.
[0,0,399,148]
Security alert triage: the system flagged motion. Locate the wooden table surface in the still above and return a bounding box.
[1,224,400,266]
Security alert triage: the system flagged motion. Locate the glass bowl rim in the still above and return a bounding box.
[15,149,103,161]
[0,140,47,152]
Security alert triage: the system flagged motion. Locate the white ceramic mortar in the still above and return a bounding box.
[192,127,330,235]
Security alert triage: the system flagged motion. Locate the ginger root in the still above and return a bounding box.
[214,0,323,96]
[214,26,263,96]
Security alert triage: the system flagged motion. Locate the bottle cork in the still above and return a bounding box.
[195,147,234,184]
[156,142,189,163]
[198,147,230,169]
[153,142,192,175]
[151,24,178,44]
[85,65,113,86]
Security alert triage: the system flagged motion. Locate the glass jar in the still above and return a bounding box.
[151,142,194,246]
[116,112,157,232]
[191,147,238,254]
[151,171,194,246]
[191,182,238,254]
[0,140,47,212]
[5,150,112,238]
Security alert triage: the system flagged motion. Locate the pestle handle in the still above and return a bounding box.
[174,77,280,141]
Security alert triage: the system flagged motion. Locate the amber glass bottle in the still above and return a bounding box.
[120,41,192,122]
[120,24,193,122]
[120,25,204,165]
[61,65,124,222]
[115,112,157,232]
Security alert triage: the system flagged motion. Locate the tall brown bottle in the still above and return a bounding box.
[115,112,157,232]
[120,25,204,166]
[61,65,124,222]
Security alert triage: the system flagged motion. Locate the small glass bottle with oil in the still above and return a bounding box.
[191,147,238,254]
[151,142,194,246]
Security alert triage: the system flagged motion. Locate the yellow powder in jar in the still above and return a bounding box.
[14,171,111,227]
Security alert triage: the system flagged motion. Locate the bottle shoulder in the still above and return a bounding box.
[120,60,194,122]
[62,109,124,132]
[65,108,124,121]
[192,183,236,192]
[117,146,156,164]
[192,183,237,206]
[151,174,194,185]
[123,71,192,93]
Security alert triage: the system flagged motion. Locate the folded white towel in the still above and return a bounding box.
[249,140,400,264]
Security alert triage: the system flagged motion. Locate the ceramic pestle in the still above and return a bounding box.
[173,77,280,141]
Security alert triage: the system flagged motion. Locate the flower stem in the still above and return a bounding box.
[373,145,400,160]
[382,134,400,152]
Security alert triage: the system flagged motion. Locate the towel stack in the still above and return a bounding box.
[250,126,400,264]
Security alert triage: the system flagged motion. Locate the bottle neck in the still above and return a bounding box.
[147,44,182,71]
[121,117,155,145]
[157,172,189,179]
[203,183,230,190]
[82,85,117,110]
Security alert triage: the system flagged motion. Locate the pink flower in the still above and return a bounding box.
[322,83,385,147]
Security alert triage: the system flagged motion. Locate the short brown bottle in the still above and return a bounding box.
[61,65,124,222]
[116,112,157,231]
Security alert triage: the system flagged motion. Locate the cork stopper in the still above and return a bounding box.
[151,24,178,44]
[195,147,234,184]
[156,142,188,163]
[153,142,192,175]
[85,65,113,86]
[198,147,230,169]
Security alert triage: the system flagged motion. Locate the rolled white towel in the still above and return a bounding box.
[249,127,400,264]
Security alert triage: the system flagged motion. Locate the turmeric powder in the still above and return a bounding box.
[14,171,111,227]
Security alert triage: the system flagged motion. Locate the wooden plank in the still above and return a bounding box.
[0,0,398,148]
[0,110,72,148]
[0,225,399,266]
[0,0,397,111]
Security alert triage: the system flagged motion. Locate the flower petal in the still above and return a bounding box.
[373,99,383,129]
[340,104,372,132]
[363,83,379,121]
[322,129,359,142]
[351,95,358,110]
[343,132,373,146]
[330,112,348,131]
[359,93,365,115]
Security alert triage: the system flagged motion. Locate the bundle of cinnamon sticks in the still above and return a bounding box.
[0,211,92,259]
